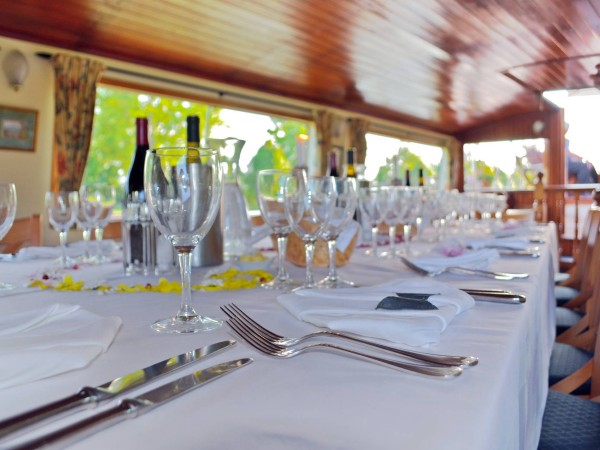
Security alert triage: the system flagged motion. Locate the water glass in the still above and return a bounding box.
[45,191,79,268]
[284,174,336,289]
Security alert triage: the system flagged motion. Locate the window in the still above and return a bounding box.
[83,85,311,212]
[364,133,448,188]
[463,139,545,190]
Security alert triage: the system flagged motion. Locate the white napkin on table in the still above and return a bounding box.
[410,248,500,272]
[464,237,529,250]
[0,303,121,390]
[277,278,474,347]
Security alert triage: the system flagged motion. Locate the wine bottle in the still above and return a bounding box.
[187,115,223,267]
[123,117,151,274]
[418,168,425,187]
[328,150,340,177]
[405,169,411,187]
[128,118,149,194]
[346,148,357,178]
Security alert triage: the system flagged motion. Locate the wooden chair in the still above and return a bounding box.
[101,220,122,241]
[548,231,600,400]
[538,326,600,449]
[555,207,600,308]
[0,214,41,254]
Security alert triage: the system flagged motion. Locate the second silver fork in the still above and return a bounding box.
[225,317,462,378]
[221,304,478,368]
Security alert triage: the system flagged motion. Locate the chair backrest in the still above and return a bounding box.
[0,214,41,254]
[568,207,600,289]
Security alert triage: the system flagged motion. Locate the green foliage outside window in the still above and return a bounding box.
[83,86,307,213]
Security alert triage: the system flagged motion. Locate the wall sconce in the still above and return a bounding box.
[3,50,29,91]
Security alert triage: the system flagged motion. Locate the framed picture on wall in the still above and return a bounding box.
[0,106,37,152]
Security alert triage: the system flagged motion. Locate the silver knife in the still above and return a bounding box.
[7,358,252,450]
[461,288,526,304]
[0,340,236,442]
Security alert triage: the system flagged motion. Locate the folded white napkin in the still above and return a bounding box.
[410,248,500,272]
[277,278,474,346]
[0,303,121,390]
[16,240,119,261]
[335,221,360,252]
[465,237,529,250]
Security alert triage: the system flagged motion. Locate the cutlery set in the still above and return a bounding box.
[221,303,477,379]
[0,341,250,449]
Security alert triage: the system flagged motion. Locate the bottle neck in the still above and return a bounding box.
[136,118,149,147]
[186,116,200,146]
[328,151,339,177]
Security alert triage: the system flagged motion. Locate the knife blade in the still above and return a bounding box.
[460,288,526,304]
[8,358,252,450]
[0,339,236,442]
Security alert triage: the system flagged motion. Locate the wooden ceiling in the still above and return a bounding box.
[2,0,600,136]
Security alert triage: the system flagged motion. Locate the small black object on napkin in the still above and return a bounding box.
[376,293,439,311]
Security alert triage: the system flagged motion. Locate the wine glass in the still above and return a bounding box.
[284,174,336,289]
[0,183,17,290]
[45,191,79,268]
[358,185,382,257]
[317,177,358,288]
[377,186,405,258]
[77,185,102,262]
[398,187,422,256]
[256,169,301,290]
[91,184,117,263]
[144,146,223,334]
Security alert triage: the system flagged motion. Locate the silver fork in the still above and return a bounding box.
[225,317,462,378]
[221,304,477,367]
[399,256,528,280]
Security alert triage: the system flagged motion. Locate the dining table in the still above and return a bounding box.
[0,221,558,450]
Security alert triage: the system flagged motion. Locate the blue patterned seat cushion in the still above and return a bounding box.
[554,272,571,284]
[555,286,579,306]
[549,343,592,396]
[538,390,600,450]
[555,307,584,335]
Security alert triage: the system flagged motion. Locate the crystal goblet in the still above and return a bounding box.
[45,191,79,268]
[256,169,301,290]
[284,174,336,289]
[0,183,17,290]
[317,177,357,288]
[144,147,223,334]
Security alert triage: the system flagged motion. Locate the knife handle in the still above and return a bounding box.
[9,399,150,450]
[0,387,108,442]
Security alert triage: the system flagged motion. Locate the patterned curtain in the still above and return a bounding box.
[313,110,335,175]
[50,54,104,191]
[347,118,369,165]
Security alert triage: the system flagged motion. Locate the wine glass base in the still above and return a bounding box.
[316,277,357,289]
[54,255,78,269]
[261,278,303,290]
[151,315,223,334]
[0,282,15,291]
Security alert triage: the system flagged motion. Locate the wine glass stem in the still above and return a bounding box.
[82,228,91,258]
[59,230,68,265]
[327,238,338,281]
[403,224,412,255]
[177,250,197,320]
[304,240,316,287]
[371,225,378,255]
[95,227,104,258]
[275,233,290,282]
[388,225,397,256]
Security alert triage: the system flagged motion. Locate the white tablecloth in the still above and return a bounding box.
[0,224,557,450]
